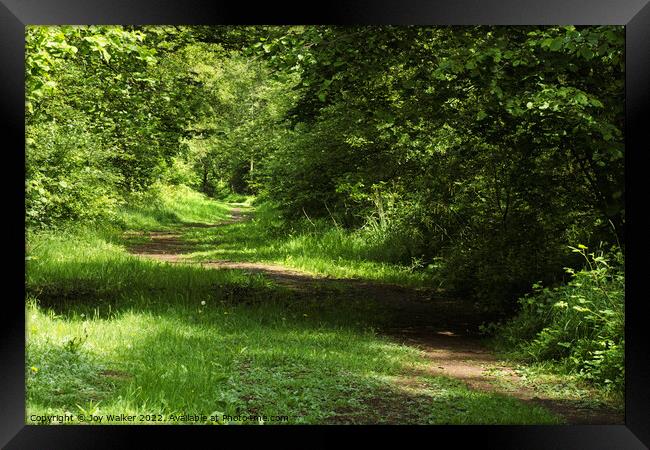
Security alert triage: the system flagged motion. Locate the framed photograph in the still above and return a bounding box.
[2,0,648,448]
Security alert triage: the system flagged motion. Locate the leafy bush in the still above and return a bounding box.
[164,156,201,187]
[26,120,122,229]
[440,229,570,313]
[496,245,624,393]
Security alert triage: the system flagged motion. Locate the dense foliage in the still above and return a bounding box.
[26,26,200,226]
[26,25,625,393]
[248,26,625,310]
[495,245,624,392]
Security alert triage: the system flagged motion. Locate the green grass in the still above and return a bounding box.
[26,297,559,424]
[115,184,232,231]
[25,185,562,425]
[177,203,432,287]
[488,359,623,412]
[111,185,431,286]
[27,226,269,306]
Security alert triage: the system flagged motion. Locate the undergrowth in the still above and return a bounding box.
[493,244,624,397]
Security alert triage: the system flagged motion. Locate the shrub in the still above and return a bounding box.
[496,244,624,393]
[26,120,122,229]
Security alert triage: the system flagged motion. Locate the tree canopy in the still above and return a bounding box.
[25,25,624,310]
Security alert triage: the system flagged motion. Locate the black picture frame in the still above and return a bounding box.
[2,1,648,448]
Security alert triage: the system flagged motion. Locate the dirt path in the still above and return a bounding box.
[126,207,623,425]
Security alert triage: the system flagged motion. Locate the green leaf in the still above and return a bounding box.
[541,38,554,49]
[579,47,594,60]
[550,37,564,51]
[590,98,604,108]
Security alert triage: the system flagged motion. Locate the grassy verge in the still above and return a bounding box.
[177,202,432,287]
[25,185,561,424]
[115,183,233,231]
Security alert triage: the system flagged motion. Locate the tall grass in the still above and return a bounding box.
[185,202,433,287]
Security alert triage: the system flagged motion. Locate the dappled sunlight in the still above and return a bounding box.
[27,300,425,423]
[25,24,625,426]
[27,285,568,425]
[26,211,606,424]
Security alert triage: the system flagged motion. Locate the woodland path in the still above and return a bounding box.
[127,207,623,425]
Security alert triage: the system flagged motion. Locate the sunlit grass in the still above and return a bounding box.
[109,185,432,287]
[26,295,559,425]
[182,206,431,287]
[25,186,561,424]
[27,300,420,424]
[26,227,271,306]
[115,184,232,231]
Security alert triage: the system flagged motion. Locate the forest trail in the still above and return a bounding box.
[126,206,623,425]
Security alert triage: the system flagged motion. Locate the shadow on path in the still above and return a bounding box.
[125,207,623,425]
